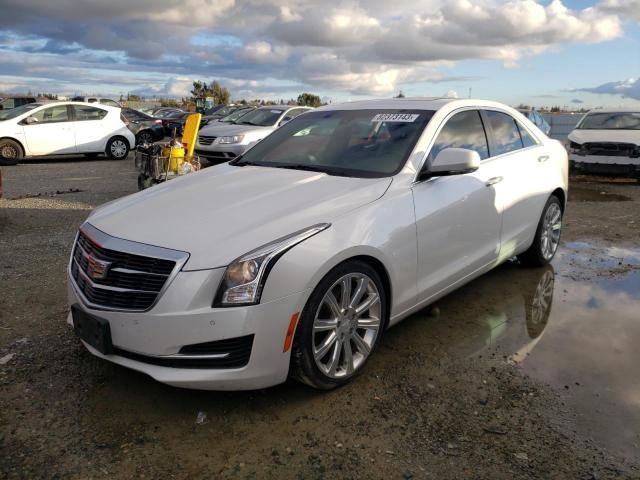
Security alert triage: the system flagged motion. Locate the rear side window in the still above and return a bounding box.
[485,111,523,156]
[430,110,489,160]
[517,123,539,148]
[30,105,70,123]
[74,105,108,121]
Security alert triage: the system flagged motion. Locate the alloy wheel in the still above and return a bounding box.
[312,273,381,379]
[540,203,561,260]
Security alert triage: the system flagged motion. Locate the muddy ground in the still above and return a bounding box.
[1,158,639,479]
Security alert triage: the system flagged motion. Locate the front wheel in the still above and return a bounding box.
[518,195,563,266]
[0,139,23,166]
[136,130,154,146]
[106,137,130,160]
[290,260,387,390]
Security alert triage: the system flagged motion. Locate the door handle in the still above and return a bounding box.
[486,176,503,187]
[538,155,550,163]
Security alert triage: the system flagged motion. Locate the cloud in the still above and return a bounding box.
[573,78,640,100]
[0,0,630,97]
[599,0,640,22]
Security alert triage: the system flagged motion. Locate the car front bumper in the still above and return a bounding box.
[195,143,247,165]
[67,267,311,390]
[569,154,640,176]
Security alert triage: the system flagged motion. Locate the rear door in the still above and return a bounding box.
[22,104,76,155]
[481,110,547,259]
[70,105,110,153]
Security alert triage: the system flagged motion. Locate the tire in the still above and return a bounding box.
[136,130,154,146]
[290,260,387,390]
[106,136,130,160]
[518,195,563,267]
[137,174,154,190]
[0,139,23,166]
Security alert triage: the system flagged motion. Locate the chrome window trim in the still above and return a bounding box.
[68,222,190,313]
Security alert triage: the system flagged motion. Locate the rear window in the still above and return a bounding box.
[485,110,524,156]
[577,112,640,130]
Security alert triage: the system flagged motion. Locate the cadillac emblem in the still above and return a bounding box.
[86,255,111,280]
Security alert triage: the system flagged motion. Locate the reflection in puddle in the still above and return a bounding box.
[569,186,631,202]
[402,257,640,459]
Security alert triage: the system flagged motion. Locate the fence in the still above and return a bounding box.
[541,113,582,142]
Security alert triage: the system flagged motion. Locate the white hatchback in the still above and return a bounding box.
[0,102,135,165]
[67,98,568,391]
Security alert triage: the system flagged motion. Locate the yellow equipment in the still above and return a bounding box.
[161,144,186,173]
[181,113,201,157]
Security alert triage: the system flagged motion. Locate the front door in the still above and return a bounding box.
[412,109,502,302]
[23,105,76,155]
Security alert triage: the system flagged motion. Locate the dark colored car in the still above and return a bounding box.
[199,105,251,128]
[120,108,165,145]
[151,108,184,119]
[0,97,37,110]
[162,111,190,137]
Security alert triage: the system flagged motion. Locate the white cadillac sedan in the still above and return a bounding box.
[67,98,568,391]
[0,101,135,165]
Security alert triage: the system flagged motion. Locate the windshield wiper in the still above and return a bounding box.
[270,163,345,175]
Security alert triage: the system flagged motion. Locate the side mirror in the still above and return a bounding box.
[427,148,480,177]
[24,116,38,125]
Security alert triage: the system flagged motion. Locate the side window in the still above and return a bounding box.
[30,105,70,123]
[100,99,120,107]
[74,105,108,121]
[517,122,539,148]
[87,98,98,103]
[485,111,524,156]
[430,110,489,161]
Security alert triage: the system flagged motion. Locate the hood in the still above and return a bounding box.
[87,164,392,270]
[199,123,272,137]
[568,129,640,145]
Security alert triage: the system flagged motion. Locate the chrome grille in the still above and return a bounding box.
[198,135,217,146]
[70,226,186,311]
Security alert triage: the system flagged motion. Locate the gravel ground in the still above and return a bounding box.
[1,157,639,479]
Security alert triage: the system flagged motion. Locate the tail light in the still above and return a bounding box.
[154,119,162,124]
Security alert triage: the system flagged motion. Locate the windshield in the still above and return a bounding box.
[0,103,42,121]
[232,109,434,178]
[577,112,640,130]
[233,108,284,127]
[221,107,253,123]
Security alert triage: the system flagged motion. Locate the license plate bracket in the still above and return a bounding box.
[71,305,113,355]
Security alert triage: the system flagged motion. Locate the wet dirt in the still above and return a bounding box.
[1,162,640,479]
[569,186,631,202]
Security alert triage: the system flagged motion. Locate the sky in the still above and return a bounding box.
[0,0,639,109]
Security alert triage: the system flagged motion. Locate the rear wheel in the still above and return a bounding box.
[290,260,387,390]
[136,130,154,146]
[518,195,563,266]
[106,137,129,160]
[0,139,23,166]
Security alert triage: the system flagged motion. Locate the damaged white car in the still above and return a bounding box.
[568,109,640,179]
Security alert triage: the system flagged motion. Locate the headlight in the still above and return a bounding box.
[218,135,245,144]
[568,141,583,154]
[214,224,331,306]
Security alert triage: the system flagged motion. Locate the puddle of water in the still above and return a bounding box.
[394,253,640,460]
[569,186,631,202]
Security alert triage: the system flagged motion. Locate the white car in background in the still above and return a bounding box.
[568,108,640,178]
[0,102,135,165]
[196,105,313,164]
[67,98,567,391]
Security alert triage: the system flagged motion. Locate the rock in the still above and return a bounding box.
[195,411,208,425]
[514,452,529,461]
[0,353,15,365]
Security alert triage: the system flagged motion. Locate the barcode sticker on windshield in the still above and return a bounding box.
[372,113,420,122]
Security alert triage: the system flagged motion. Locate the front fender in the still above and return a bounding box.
[260,188,418,320]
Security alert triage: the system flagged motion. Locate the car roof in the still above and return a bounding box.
[584,108,640,114]
[315,97,531,115]
[30,101,121,111]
